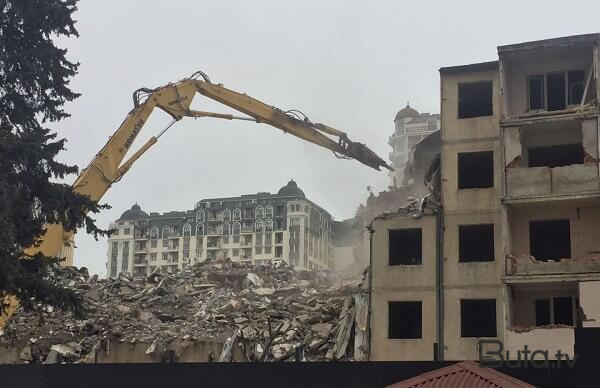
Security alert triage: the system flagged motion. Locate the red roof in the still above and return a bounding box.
[386,361,536,388]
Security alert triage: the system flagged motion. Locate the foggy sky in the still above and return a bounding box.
[53,0,600,275]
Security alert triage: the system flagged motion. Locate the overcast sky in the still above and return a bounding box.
[53,0,600,275]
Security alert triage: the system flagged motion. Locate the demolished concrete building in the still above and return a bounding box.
[0,260,368,364]
[370,33,600,361]
[344,129,441,271]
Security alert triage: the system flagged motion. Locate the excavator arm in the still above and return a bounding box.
[26,71,391,265]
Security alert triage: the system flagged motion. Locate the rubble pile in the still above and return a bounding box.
[0,259,367,364]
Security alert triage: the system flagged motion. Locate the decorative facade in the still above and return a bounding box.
[106,180,333,278]
[388,104,440,187]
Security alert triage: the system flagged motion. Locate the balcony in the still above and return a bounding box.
[499,34,598,119]
[503,281,577,359]
[504,203,600,280]
[206,238,221,249]
[504,327,574,360]
[507,255,600,280]
[134,243,148,252]
[503,119,600,202]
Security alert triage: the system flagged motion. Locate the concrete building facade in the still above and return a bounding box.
[107,180,333,278]
[370,34,600,361]
[388,104,440,187]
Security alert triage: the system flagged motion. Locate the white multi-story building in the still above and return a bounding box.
[106,180,333,278]
[388,104,440,187]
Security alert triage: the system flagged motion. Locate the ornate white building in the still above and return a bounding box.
[388,104,440,187]
[106,180,333,278]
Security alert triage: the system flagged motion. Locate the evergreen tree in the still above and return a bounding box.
[0,0,108,315]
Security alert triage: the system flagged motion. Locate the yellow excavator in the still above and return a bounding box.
[1,71,390,326]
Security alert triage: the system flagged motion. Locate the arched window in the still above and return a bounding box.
[223,209,232,221]
[183,223,191,236]
[162,226,170,239]
[265,219,273,232]
[232,222,241,235]
[196,223,204,236]
[196,209,205,222]
[223,222,231,235]
[233,208,241,221]
[265,205,273,218]
[255,206,264,218]
[150,226,159,240]
[255,220,264,232]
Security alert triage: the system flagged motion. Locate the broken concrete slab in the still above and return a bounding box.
[50,344,79,358]
[252,288,275,296]
[311,322,333,338]
[19,346,32,361]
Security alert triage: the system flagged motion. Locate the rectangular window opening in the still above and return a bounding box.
[388,229,422,265]
[528,75,545,110]
[529,219,571,261]
[458,81,493,118]
[547,72,566,111]
[535,298,551,326]
[459,224,495,262]
[461,299,497,337]
[553,297,574,326]
[528,144,583,168]
[388,301,422,339]
[535,297,574,326]
[458,151,493,189]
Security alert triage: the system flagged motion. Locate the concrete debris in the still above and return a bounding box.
[0,259,368,363]
[43,350,59,364]
[145,342,156,355]
[50,343,79,358]
[245,273,264,287]
[252,288,275,296]
[19,346,32,361]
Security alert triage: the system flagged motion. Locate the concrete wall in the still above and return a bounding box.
[508,206,600,261]
[579,280,600,327]
[509,283,578,326]
[370,214,437,361]
[96,340,240,363]
[440,67,504,361]
[504,119,599,198]
[441,67,501,214]
[0,339,243,364]
[504,327,574,359]
[507,165,599,198]
[443,286,506,361]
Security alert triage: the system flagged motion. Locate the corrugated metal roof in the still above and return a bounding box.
[386,361,536,388]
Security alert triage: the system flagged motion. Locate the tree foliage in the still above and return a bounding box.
[0,0,108,315]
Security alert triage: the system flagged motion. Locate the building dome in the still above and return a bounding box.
[394,103,419,122]
[118,203,149,221]
[277,179,306,198]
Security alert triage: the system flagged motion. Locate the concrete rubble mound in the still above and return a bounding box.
[0,259,367,364]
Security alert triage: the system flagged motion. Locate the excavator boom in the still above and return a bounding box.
[26,71,391,265]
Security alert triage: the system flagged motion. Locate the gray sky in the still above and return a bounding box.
[54,0,600,275]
